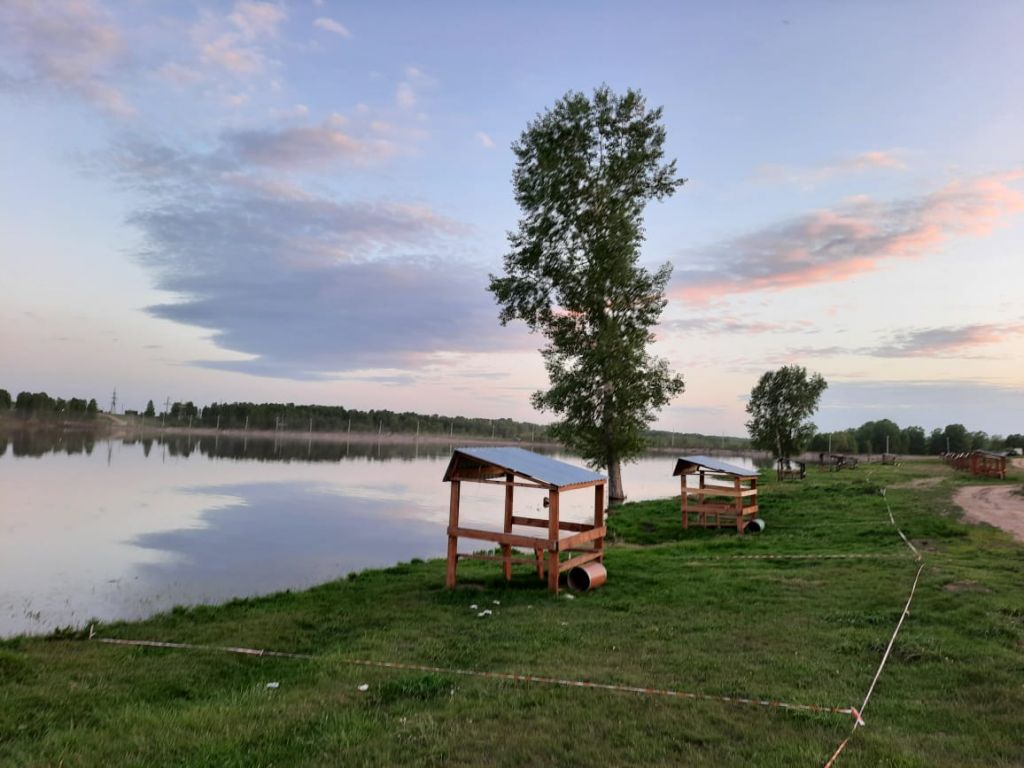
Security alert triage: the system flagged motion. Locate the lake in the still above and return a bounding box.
[0,430,766,637]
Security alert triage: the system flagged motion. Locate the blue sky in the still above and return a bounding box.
[1,0,1022,436]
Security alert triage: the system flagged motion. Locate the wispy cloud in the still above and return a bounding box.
[778,321,1024,361]
[475,131,496,149]
[192,1,287,76]
[226,114,397,168]
[663,317,817,335]
[867,323,1024,358]
[395,66,434,112]
[313,17,351,38]
[0,0,133,116]
[103,139,528,378]
[675,170,1024,303]
[754,149,907,187]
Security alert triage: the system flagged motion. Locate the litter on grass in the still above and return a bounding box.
[265,682,279,689]
[357,683,369,692]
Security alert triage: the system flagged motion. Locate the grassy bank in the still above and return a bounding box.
[2,460,1022,766]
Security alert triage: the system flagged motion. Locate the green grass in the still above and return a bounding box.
[2,460,1023,766]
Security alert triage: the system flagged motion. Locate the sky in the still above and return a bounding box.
[1,0,1022,437]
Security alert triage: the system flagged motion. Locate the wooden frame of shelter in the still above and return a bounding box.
[443,447,607,594]
[945,450,1007,480]
[673,455,759,534]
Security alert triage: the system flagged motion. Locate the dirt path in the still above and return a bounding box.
[953,485,1024,543]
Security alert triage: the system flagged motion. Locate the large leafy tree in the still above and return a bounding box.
[489,86,686,502]
[746,366,827,468]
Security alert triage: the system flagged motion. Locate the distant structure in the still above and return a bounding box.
[945,450,1007,480]
[443,447,606,594]
[673,455,760,534]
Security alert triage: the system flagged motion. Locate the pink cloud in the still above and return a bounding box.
[0,0,134,116]
[754,149,908,186]
[676,170,1024,303]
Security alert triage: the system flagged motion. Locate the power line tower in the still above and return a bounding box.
[109,388,117,414]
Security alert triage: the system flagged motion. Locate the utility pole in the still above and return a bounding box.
[216,415,220,431]
[244,415,249,431]
[109,388,117,414]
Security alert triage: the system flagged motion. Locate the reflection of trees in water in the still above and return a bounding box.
[156,435,457,463]
[4,429,96,457]
[1,430,472,463]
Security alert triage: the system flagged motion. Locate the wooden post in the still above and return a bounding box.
[446,480,461,588]
[547,489,560,594]
[502,472,514,581]
[734,476,743,534]
[681,474,688,529]
[594,482,605,562]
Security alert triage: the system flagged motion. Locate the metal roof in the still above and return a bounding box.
[443,446,606,489]
[672,454,759,478]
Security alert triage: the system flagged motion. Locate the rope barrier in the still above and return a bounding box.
[885,500,921,560]
[679,553,908,563]
[91,635,863,724]
[822,483,927,767]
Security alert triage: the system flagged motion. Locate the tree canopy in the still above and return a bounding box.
[745,366,827,464]
[489,85,686,501]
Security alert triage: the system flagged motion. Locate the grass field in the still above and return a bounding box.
[2,459,1022,766]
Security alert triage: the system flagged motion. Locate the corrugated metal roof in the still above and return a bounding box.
[443,446,606,489]
[672,454,759,478]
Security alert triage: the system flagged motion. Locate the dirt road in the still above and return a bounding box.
[953,484,1024,543]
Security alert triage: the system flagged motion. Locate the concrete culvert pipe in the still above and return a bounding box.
[567,562,607,592]
[744,518,766,534]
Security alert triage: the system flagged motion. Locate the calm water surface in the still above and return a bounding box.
[0,430,764,636]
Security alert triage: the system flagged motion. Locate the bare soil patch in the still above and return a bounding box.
[953,485,1024,543]
[942,580,991,593]
[891,477,944,490]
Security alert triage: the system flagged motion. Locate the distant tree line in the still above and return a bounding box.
[170,400,556,441]
[808,419,1024,455]
[0,389,98,419]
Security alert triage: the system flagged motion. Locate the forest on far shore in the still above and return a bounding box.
[2,388,1020,454]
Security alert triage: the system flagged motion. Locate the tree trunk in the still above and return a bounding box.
[607,457,625,505]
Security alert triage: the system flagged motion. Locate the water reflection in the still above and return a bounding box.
[0,428,769,636]
[130,481,445,607]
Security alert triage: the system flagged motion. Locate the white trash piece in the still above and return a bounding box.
[265,682,280,689]
[357,683,370,692]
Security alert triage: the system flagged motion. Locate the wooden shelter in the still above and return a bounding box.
[673,455,759,534]
[945,450,1007,480]
[443,447,606,593]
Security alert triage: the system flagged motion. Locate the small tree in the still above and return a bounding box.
[746,366,827,472]
[144,400,156,418]
[489,86,686,501]
[0,389,10,411]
